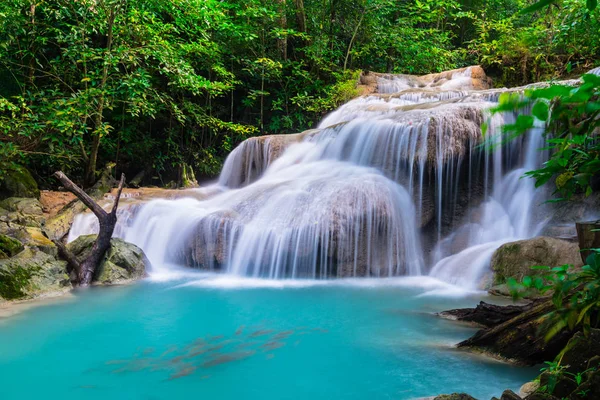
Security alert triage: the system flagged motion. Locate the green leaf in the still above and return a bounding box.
[522,0,556,13]
[587,0,598,12]
[532,101,549,121]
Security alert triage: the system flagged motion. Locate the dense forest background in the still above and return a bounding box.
[0,0,599,187]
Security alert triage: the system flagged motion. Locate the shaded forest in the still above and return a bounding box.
[0,0,599,186]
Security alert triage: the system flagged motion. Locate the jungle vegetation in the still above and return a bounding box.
[0,0,599,186]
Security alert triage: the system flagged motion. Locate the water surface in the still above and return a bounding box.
[0,273,537,400]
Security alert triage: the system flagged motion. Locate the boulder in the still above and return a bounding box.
[457,300,573,365]
[68,235,149,284]
[0,197,45,228]
[568,369,600,400]
[0,167,40,200]
[0,247,70,300]
[0,234,24,259]
[491,237,583,284]
[559,329,600,374]
[437,301,541,328]
[433,394,478,400]
[519,381,539,398]
[499,390,522,400]
[539,372,577,398]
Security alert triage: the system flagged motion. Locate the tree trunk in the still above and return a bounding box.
[294,0,307,33]
[276,0,287,60]
[86,3,118,185]
[53,171,125,286]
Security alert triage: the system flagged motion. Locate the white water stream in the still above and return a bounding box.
[69,67,548,289]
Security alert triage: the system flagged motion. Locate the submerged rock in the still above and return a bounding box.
[0,167,40,200]
[491,237,583,284]
[68,235,149,284]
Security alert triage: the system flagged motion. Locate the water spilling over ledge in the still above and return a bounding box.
[69,66,552,287]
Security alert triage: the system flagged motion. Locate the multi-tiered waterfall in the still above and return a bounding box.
[69,66,551,288]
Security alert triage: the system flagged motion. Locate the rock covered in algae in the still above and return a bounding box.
[0,234,24,259]
[0,167,40,200]
[68,235,149,284]
[433,394,478,400]
[491,236,583,284]
[0,247,70,300]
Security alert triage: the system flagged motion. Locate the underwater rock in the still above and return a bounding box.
[491,237,583,284]
[0,167,40,200]
[68,235,149,284]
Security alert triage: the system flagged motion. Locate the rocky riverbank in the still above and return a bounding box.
[0,167,150,305]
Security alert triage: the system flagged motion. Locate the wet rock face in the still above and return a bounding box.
[0,247,70,300]
[491,237,583,284]
[432,394,478,400]
[0,234,24,259]
[68,235,149,284]
[0,167,40,200]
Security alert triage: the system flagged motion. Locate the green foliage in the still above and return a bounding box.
[509,249,600,340]
[494,73,600,199]
[469,0,600,86]
[0,0,599,185]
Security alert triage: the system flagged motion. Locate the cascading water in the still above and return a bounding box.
[68,66,549,287]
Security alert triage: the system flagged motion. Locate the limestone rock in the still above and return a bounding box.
[559,329,600,374]
[0,167,40,200]
[433,394,478,400]
[0,234,24,259]
[491,237,583,284]
[568,369,600,400]
[0,197,45,228]
[519,381,539,398]
[499,390,522,400]
[539,372,577,398]
[457,300,573,365]
[0,247,70,300]
[68,235,149,284]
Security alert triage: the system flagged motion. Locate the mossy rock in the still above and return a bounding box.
[0,197,45,228]
[433,394,477,400]
[68,235,149,284]
[0,234,24,259]
[0,247,70,300]
[44,201,86,241]
[0,167,40,200]
[491,236,583,284]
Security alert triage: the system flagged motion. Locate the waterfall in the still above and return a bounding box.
[68,67,549,287]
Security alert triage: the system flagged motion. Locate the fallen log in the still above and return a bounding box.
[456,300,574,365]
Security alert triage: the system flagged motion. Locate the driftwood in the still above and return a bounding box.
[456,300,574,365]
[52,171,125,286]
[438,300,544,328]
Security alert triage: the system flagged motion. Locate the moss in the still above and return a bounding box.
[0,266,34,300]
[0,167,40,200]
[0,234,24,258]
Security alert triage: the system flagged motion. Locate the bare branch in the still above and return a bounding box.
[110,173,126,215]
[52,239,80,275]
[53,171,107,218]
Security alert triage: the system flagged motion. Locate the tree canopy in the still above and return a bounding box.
[0,0,599,186]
